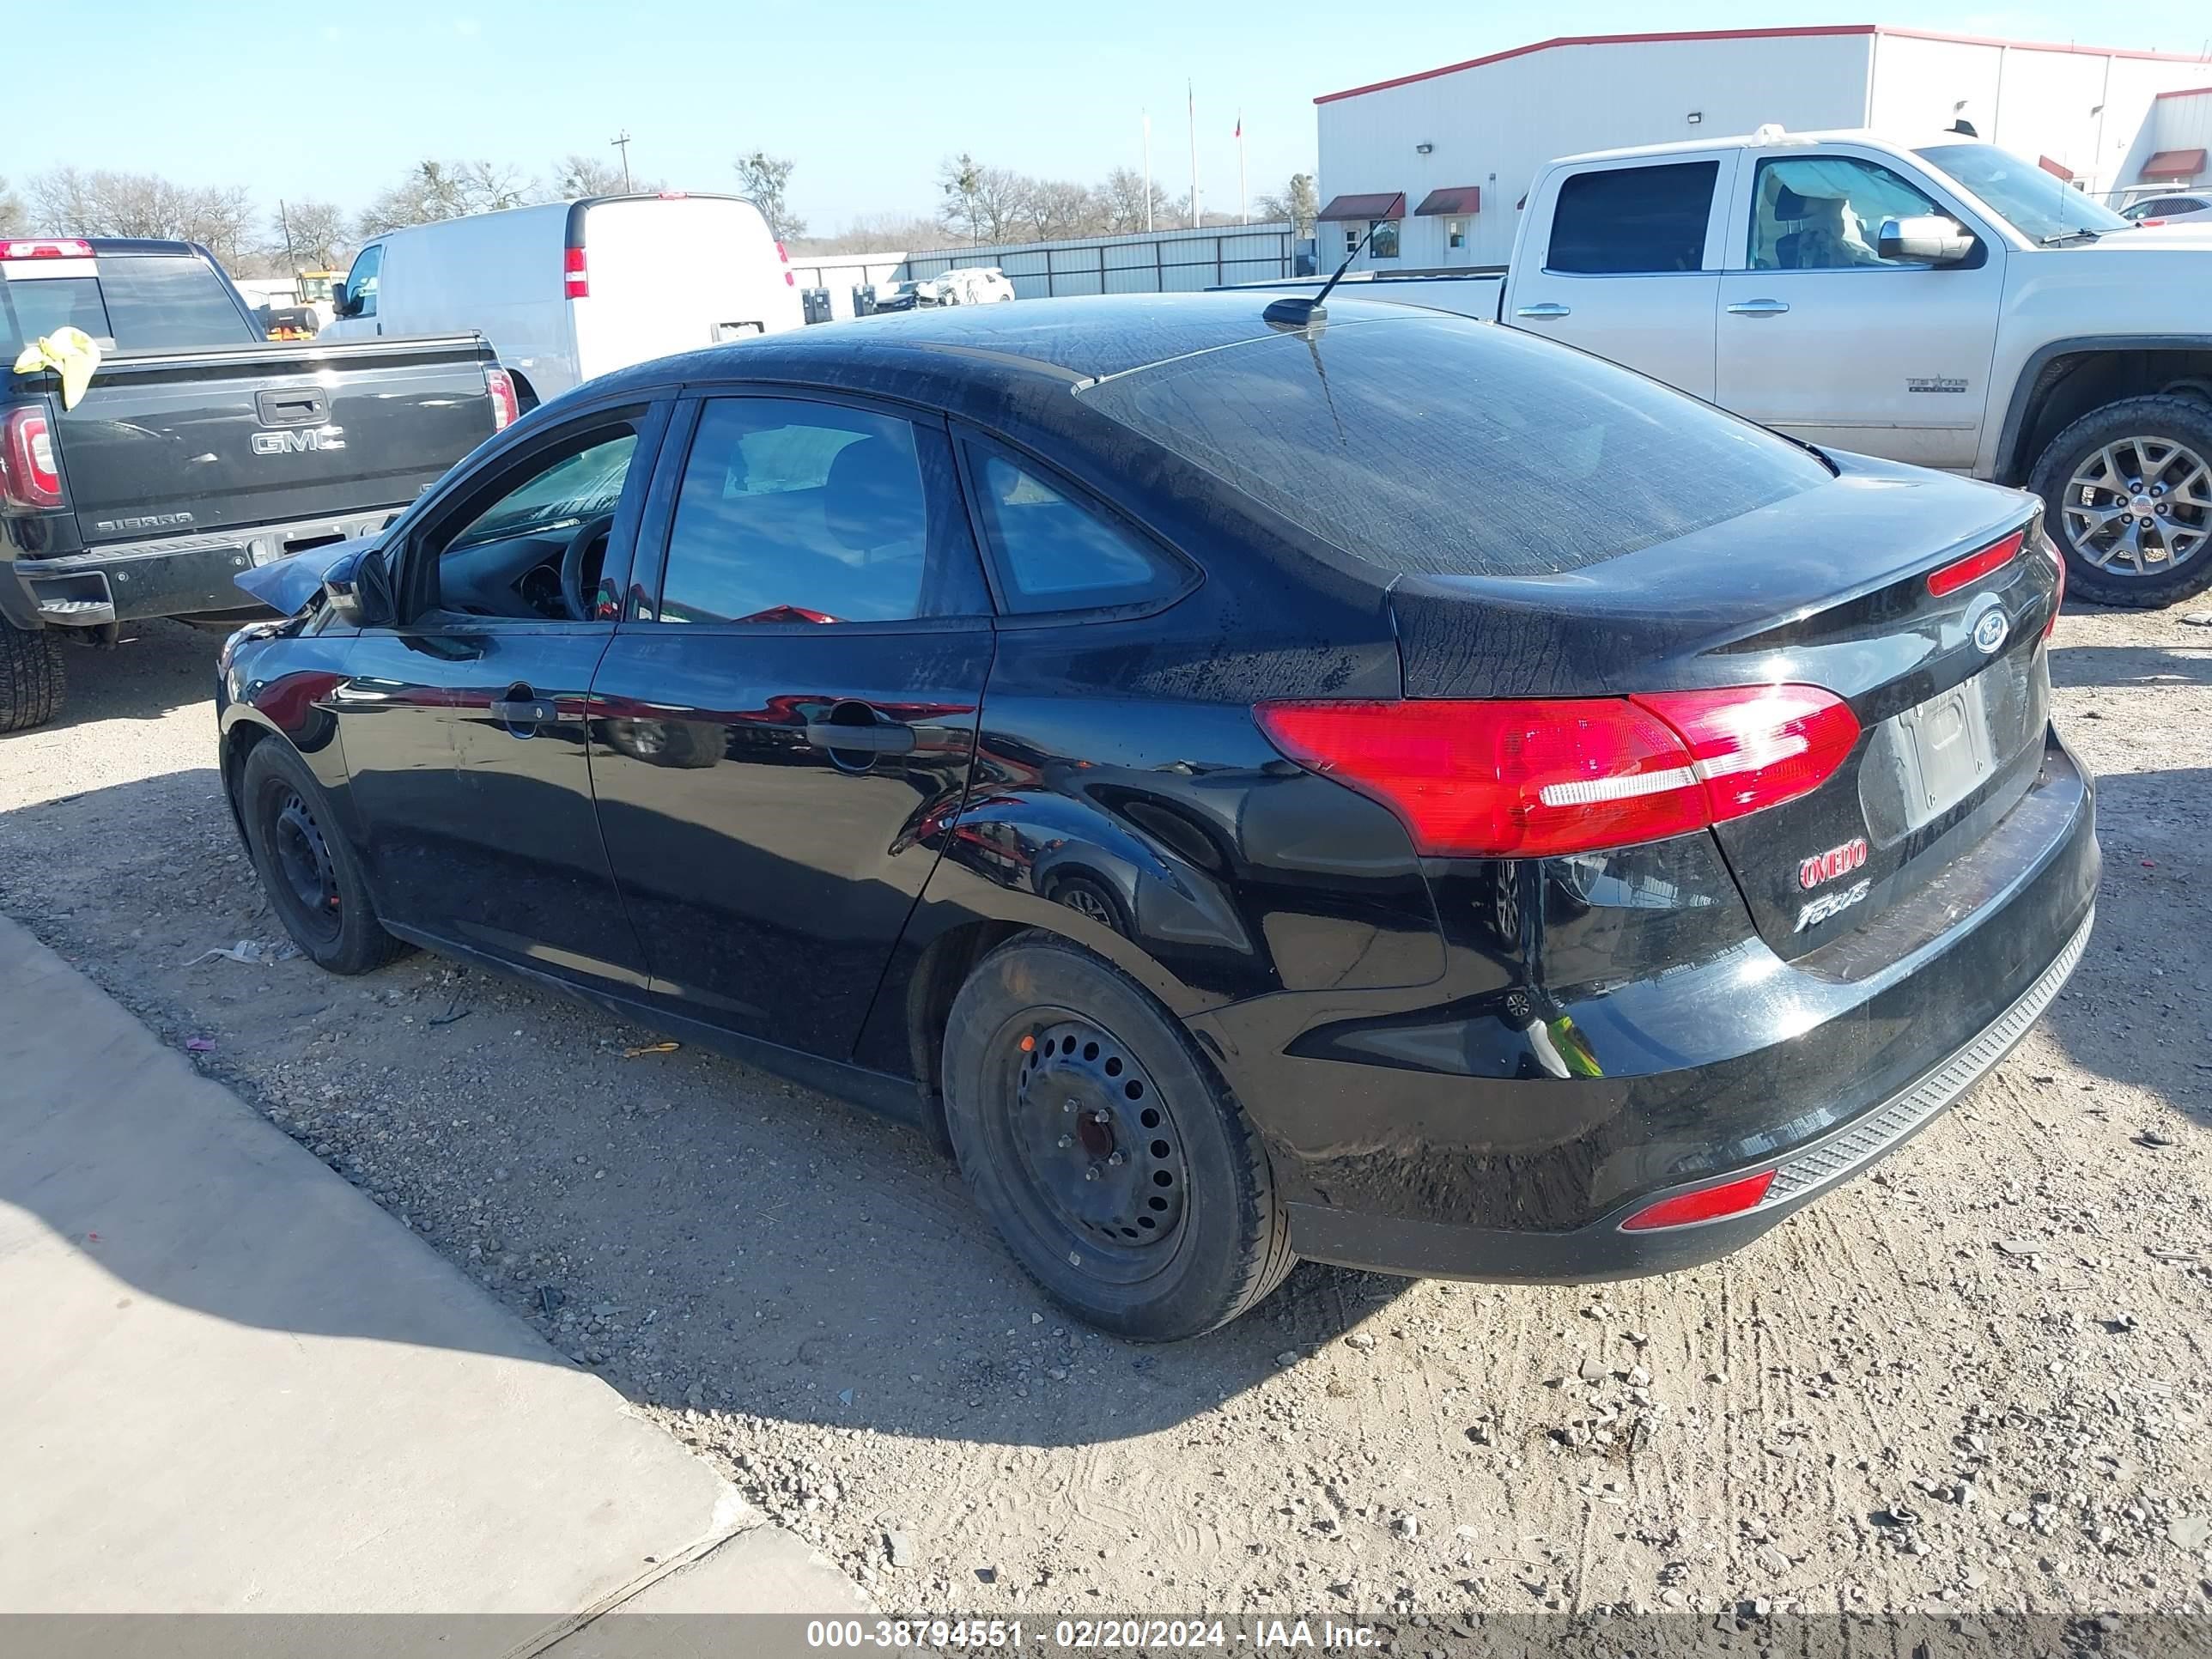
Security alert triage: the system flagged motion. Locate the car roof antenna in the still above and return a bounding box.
[1265,221,1376,331]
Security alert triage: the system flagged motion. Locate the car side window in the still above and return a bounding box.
[1546,161,1718,274]
[414,420,641,623]
[654,398,945,626]
[966,449,1188,615]
[343,244,382,318]
[1750,157,1942,270]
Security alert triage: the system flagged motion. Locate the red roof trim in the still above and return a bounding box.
[1315,23,2211,105]
[2155,85,2212,100]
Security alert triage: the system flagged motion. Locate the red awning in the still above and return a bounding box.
[1316,191,1407,222]
[1413,185,1481,216]
[2142,148,2207,179]
[2038,155,2074,181]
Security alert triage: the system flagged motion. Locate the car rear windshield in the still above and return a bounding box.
[1076,314,1832,580]
[1,275,112,353]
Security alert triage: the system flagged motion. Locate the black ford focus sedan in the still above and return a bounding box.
[217,295,2094,1341]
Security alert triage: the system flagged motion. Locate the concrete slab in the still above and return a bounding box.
[0,915,864,1634]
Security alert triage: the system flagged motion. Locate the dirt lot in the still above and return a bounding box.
[3,609,2209,1622]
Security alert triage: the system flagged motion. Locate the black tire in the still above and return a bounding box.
[0,619,65,734]
[942,933,1294,1340]
[2029,393,2212,609]
[238,739,407,975]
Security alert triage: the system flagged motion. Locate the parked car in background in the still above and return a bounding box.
[0,236,517,732]
[2119,193,2212,228]
[928,267,1017,305]
[321,193,804,408]
[217,294,2089,1341]
[1229,129,2212,607]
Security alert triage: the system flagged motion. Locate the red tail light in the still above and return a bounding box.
[2038,526,2065,639]
[1620,1169,1775,1231]
[777,240,795,287]
[0,408,64,508]
[1254,684,1858,860]
[485,367,520,431]
[1927,530,2024,597]
[563,246,589,299]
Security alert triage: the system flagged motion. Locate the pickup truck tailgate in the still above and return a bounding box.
[57,336,495,545]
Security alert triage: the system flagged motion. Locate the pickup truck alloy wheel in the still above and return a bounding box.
[2033,394,2212,607]
[941,934,1295,1340]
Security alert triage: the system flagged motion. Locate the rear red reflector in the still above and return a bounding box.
[2038,527,2064,638]
[563,246,589,299]
[775,240,790,263]
[658,191,688,199]
[1927,530,2024,597]
[0,408,64,508]
[1620,1169,1775,1231]
[1255,685,1856,859]
[1,239,93,259]
[485,367,520,431]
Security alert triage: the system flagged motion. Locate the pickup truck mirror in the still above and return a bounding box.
[323,545,394,629]
[1878,215,1977,266]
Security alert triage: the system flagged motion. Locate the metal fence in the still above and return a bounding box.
[903,222,1298,299]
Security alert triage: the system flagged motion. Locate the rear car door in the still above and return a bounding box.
[590,391,995,1059]
[1715,150,2003,471]
[331,397,669,991]
[1506,155,1734,399]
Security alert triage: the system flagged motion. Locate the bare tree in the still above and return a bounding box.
[356,161,471,236]
[1022,179,1099,241]
[27,167,256,264]
[936,155,1032,245]
[0,176,22,238]
[1095,167,1174,235]
[732,150,805,240]
[791,212,945,255]
[458,160,532,212]
[1254,173,1317,234]
[552,153,640,198]
[270,199,349,270]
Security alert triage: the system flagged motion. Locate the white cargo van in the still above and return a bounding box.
[324,192,804,407]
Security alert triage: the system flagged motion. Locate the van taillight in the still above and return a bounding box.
[0,409,64,508]
[776,240,795,287]
[485,368,520,431]
[1254,685,1858,859]
[563,246,589,299]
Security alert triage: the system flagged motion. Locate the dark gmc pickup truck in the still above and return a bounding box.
[0,236,517,731]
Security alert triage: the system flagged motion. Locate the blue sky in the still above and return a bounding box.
[24,1,2212,234]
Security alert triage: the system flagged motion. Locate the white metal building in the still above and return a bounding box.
[1315,25,2212,270]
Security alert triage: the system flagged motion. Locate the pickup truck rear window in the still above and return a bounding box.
[97,255,258,349]
[1078,312,1831,580]
[1,276,112,352]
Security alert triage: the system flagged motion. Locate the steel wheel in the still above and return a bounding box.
[2060,435,2211,577]
[1004,1017,1190,1277]
[270,788,343,944]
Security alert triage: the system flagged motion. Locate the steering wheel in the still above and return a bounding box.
[559,514,617,622]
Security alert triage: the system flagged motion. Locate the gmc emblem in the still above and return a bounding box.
[252,425,346,456]
[1798,836,1869,890]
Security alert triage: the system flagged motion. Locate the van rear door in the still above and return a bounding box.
[570,196,805,384]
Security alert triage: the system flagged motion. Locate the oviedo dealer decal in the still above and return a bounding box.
[1798,836,1869,890]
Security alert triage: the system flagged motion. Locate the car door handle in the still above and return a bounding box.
[1514,302,1571,319]
[1726,298,1791,317]
[489,696,559,726]
[805,720,915,755]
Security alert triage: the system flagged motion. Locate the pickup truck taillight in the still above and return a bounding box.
[486,368,520,432]
[0,409,64,508]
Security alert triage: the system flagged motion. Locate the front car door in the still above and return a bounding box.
[1715,149,2004,471]
[589,391,995,1061]
[330,397,668,991]
[1507,153,1735,400]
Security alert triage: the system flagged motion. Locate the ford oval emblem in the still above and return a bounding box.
[1972,605,2008,655]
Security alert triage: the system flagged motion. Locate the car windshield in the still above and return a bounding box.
[1913,143,2134,243]
[1077,312,1832,580]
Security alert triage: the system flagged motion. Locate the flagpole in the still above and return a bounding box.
[1143,110,1153,234]
[1188,81,1200,228]
[1237,114,1248,226]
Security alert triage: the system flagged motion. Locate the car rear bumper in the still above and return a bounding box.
[1221,724,2097,1281]
[1285,902,2092,1279]
[11,510,399,625]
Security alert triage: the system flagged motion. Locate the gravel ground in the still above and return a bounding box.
[3,610,2209,1624]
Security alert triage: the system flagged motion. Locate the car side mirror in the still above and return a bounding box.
[324,545,394,629]
[1878,215,1977,266]
[331,290,360,319]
